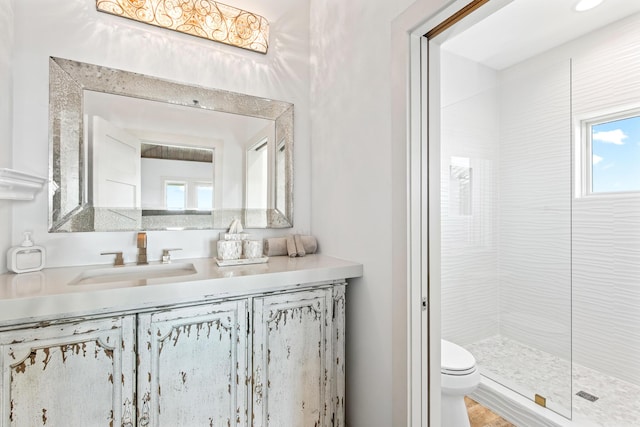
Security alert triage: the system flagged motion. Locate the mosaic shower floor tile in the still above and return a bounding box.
[466,336,640,427]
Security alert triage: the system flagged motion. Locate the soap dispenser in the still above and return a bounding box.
[7,232,46,273]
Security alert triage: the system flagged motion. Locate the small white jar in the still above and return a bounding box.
[243,240,263,259]
[217,240,242,260]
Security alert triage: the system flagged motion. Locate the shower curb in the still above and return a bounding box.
[470,377,599,427]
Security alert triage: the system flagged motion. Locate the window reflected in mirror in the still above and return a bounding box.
[165,182,186,210]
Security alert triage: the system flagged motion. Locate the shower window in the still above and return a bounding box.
[581,110,640,195]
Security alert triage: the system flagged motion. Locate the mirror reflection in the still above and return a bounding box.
[140,143,215,211]
[48,57,293,232]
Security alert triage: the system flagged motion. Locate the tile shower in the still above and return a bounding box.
[439,12,640,427]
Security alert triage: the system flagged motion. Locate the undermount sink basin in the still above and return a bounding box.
[68,262,197,286]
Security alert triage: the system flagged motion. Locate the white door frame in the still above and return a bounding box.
[406,14,444,427]
[406,29,431,427]
[407,32,443,427]
[405,1,492,426]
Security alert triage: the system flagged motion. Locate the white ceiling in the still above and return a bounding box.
[441,0,640,70]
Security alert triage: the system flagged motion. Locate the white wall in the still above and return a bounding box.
[0,0,13,273]
[10,0,311,267]
[309,0,449,425]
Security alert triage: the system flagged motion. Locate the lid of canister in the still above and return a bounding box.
[441,339,476,375]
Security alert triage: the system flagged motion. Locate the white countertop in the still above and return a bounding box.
[0,254,363,327]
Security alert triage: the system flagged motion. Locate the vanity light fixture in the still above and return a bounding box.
[574,0,603,12]
[96,0,269,54]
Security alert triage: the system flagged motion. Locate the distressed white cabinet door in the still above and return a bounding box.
[332,284,346,427]
[252,288,335,427]
[137,300,248,427]
[0,316,136,427]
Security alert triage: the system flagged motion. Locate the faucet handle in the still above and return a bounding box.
[101,251,124,266]
[162,248,182,264]
[137,232,147,249]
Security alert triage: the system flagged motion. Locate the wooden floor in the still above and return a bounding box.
[465,397,516,427]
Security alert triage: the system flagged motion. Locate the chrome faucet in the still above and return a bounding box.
[137,232,148,265]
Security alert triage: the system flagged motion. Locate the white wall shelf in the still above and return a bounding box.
[0,168,47,201]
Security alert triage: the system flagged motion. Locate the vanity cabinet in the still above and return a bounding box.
[137,299,248,426]
[0,316,136,426]
[0,281,347,427]
[252,285,346,427]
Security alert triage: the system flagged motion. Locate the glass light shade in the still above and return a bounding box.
[96,0,269,54]
[574,0,603,12]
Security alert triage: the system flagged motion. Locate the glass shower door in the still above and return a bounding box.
[438,50,573,418]
[493,58,572,417]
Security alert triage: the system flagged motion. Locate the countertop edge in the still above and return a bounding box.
[0,254,363,328]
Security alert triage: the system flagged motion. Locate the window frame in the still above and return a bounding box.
[577,106,640,198]
[163,179,214,210]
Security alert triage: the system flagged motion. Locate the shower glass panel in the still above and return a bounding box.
[438,48,573,418]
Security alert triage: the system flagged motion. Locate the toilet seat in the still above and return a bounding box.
[441,339,480,427]
[441,339,477,376]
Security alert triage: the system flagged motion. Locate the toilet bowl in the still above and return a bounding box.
[441,339,481,427]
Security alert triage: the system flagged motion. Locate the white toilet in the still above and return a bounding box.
[441,339,481,427]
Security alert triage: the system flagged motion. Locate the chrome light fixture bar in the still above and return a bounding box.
[96,0,269,54]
